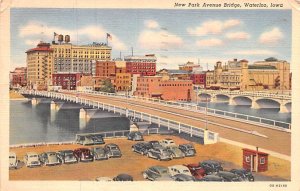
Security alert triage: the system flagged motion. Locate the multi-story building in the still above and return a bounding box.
[10,67,27,88]
[115,60,127,73]
[134,76,193,101]
[51,37,111,74]
[190,72,206,87]
[95,61,116,77]
[26,42,53,90]
[205,70,214,88]
[157,69,191,80]
[52,73,82,90]
[125,54,156,76]
[179,61,201,72]
[115,73,131,91]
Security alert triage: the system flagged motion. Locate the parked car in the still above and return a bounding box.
[167,146,185,159]
[57,150,78,164]
[39,152,61,166]
[91,147,108,160]
[159,138,176,148]
[198,175,225,182]
[185,163,206,179]
[216,171,243,182]
[90,134,105,145]
[104,144,122,158]
[113,174,133,181]
[230,169,255,181]
[172,174,196,181]
[24,152,41,167]
[168,165,192,176]
[73,148,94,162]
[148,140,163,149]
[147,148,172,161]
[131,142,152,155]
[76,135,94,146]
[127,131,144,141]
[178,144,196,157]
[142,166,171,181]
[9,152,18,169]
[95,177,113,181]
[200,160,223,174]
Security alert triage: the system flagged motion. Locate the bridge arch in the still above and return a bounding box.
[253,98,281,109]
[230,96,253,106]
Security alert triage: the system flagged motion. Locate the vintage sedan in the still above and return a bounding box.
[159,138,176,148]
[142,166,171,181]
[91,147,108,160]
[9,152,18,169]
[198,175,225,182]
[90,134,105,145]
[147,148,172,161]
[230,169,255,181]
[95,177,113,181]
[104,144,122,158]
[172,174,196,181]
[57,150,78,164]
[39,152,61,166]
[216,171,243,182]
[113,174,133,181]
[76,135,94,146]
[167,146,185,159]
[24,152,41,167]
[127,131,144,141]
[73,148,94,162]
[148,140,163,149]
[185,163,206,179]
[200,160,223,174]
[178,144,196,157]
[131,142,152,155]
[168,165,192,176]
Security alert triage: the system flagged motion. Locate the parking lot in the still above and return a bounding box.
[9,134,290,181]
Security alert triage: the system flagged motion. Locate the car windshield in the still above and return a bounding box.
[49,153,56,156]
[183,170,190,173]
[110,146,118,150]
[9,156,15,159]
[30,155,38,158]
[95,148,103,151]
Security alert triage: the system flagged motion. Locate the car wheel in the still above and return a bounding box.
[158,157,161,161]
[131,147,135,152]
[142,172,148,179]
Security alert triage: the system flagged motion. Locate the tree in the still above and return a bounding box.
[99,79,115,93]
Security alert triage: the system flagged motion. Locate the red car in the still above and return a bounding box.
[185,163,206,179]
[73,148,94,162]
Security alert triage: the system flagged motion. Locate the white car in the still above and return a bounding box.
[9,152,18,169]
[24,152,41,167]
[168,165,192,177]
[95,177,113,181]
[159,138,176,148]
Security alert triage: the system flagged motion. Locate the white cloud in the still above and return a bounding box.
[144,20,159,29]
[228,49,277,55]
[187,19,241,36]
[19,21,127,50]
[138,30,183,50]
[225,32,250,40]
[196,38,223,47]
[259,27,283,44]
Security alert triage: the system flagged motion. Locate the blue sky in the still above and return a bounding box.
[11,8,291,70]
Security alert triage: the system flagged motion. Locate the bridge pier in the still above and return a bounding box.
[50,101,62,111]
[31,98,40,106]
[210,95,217,102]
[279,103,288,113]
[228,97,236,105]
[251,100,260,109]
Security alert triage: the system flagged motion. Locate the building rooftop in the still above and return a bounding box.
[159,69,191,74]
[248,65,277,70]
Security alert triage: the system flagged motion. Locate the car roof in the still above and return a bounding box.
[152,166,168,170]
[169,165,189,170]
[202,160,221,164]
[58,150,73,153]
[26,152,38,155]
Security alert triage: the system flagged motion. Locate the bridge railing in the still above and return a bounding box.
[20,90,291,131]
[60,89,291,131]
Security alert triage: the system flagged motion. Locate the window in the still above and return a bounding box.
[260,157,265,164]
[245,156,250,162]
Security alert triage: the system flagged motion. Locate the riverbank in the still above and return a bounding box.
[9,91,27,100]
[9,134,290,181]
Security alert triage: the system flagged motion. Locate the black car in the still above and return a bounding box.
[132,142,152,155]
[178,144,196,157]
[172,174,196,181]
[113,174,133,181]
[142,166,171,181]
[104,144,122,158]
[216,171,243,182]
[230,169,255,181]
[198,175,225,182]
[90,134,105,145]
[148,140,163,149]
[57,150,78,164]
[147,148,172,161]
[200,160,223,174]
[127,131,144,141]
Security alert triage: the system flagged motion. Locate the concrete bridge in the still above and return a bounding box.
[19,90,291,160]
[196,89,291,113]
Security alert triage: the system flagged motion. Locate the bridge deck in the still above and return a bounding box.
[65,92,291,156]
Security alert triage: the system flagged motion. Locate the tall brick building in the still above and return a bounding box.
[124,54,156,76]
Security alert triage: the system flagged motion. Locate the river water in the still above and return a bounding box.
[10,99,291,145]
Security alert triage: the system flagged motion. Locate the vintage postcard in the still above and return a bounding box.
[0,0,300,191]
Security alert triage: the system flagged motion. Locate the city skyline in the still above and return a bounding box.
[11,8,291,70]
